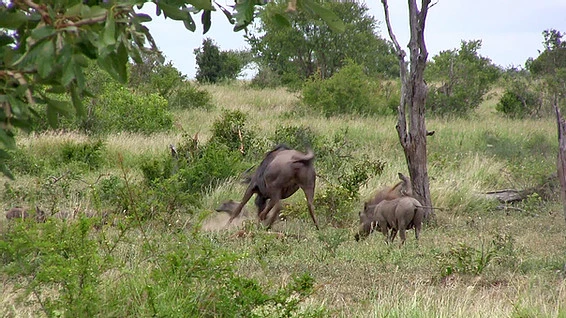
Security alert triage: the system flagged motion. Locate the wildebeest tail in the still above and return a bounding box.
[292,148,315,164]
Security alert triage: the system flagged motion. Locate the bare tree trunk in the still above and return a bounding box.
[381,0,433,218]
[555,104,566,222]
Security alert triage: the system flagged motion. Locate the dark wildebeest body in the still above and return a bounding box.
[355,197,423,245]
[228,145,319,229]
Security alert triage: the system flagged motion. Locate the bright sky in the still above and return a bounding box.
[138,0,566,79]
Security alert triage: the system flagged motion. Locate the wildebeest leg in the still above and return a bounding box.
[302,185,319,230]
[258,196,279,221]
[255,195,267,218]
[265,201,282,229]
[228,185,255,225]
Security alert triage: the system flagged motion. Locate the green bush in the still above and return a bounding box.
[179,142,245,193]
[0,220,104,317]
[435,234,515,277]
[141,140,245,211]
[168,83,214,110]
[270,125,321,151]
[250,68,283,89]
[496,84,541,119]
[302,62,383,116]
[59,139,106,170]
[425,40,500,117]
[315,156,384,227]
[94,84,173,134]
[119,234,323,317]
[210,109,258,156]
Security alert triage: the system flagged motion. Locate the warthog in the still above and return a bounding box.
[5,206,46,222]
[355,196,423,245]
[366,172,413,206]
[215,200,249,218]
[228,144,319,230]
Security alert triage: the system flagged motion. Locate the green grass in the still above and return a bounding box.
[1,83,565,317]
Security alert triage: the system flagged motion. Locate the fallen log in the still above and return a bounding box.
[483,189,534,203]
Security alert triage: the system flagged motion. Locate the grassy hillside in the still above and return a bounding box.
[1,83,565,317]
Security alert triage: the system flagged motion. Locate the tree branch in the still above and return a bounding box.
[381,0,408,146]
[17,0,51,24]
[380,0,405,61]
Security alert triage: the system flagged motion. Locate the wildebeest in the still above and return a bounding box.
[5,206,46,222]
[355,196,423,245]
[228,144,319,230]
[365,172,413,206]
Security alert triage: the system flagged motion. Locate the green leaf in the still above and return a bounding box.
[46,98,73,116]
[299,0,345,33]
[70,83,86,118]
[0,150,15,179]
[0,128,16,149]
[81,5,107,19]
[158,2,190,21]
[135,13,153,23]
[272,13,291,28]
[0,11,28,29]
[98,43,128,84]
[115,42,128,83]
[46,105,59,128]
[201,10,211,34]
[30,25,56,41]
[188,0,215,11]
[183,15,196,32]
[61,56,76,87]
[36,40,55,78]
[46,86,67,94]
[233,0,256,32]
[215,2,234,24]
[102,11,117,47]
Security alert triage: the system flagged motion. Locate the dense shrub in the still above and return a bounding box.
[93,84,173,134]
[425,40,500,116]
[315,157,384,227]
[270,125,321,151]
[141,139,246,212]
[302,62,393,116]
[178,142,245,193]
[496,76,542,118]
[194,38,245,83]
[59,139,106,170]
[250,67,283,89]
[0,220,104,317]
[168,82,214,110]
[210,109,259,156]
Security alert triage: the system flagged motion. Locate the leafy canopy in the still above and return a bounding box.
[247,0,397,88]
[0,0,344,177]
[425,40,500,116]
